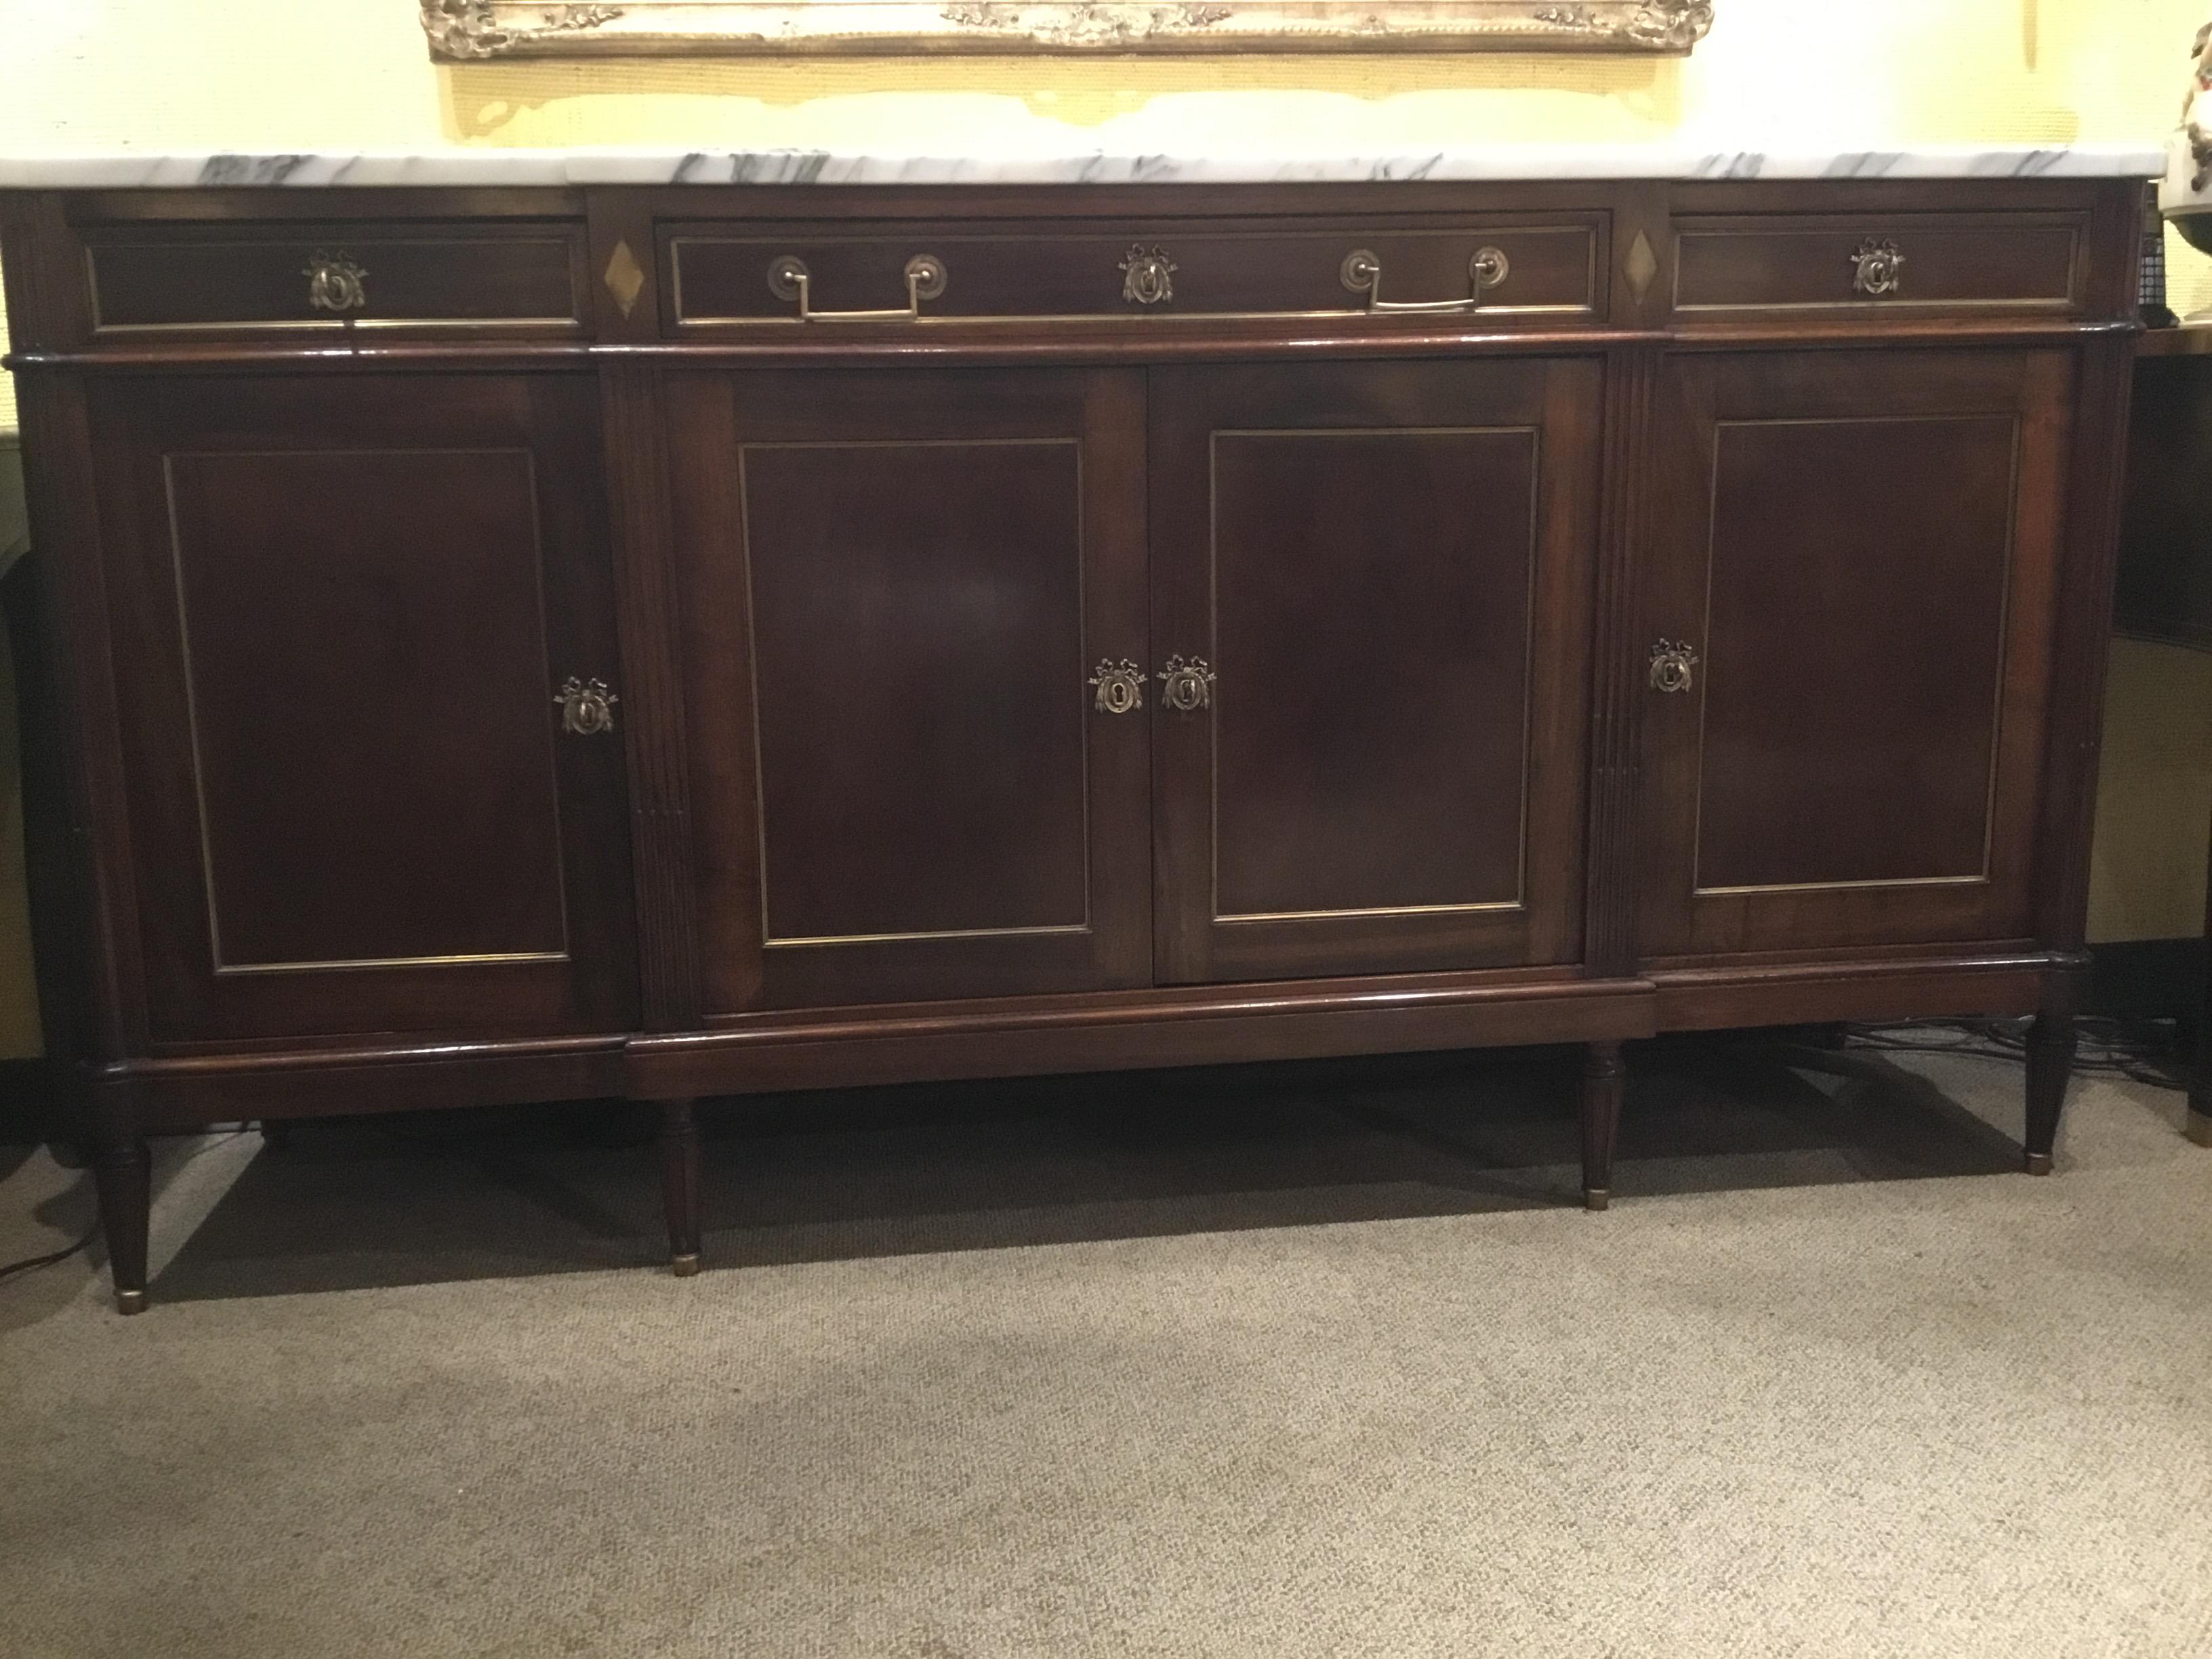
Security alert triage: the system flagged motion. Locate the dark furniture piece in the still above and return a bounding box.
[0,173,2144,1311]
[2122,325,2212,1147]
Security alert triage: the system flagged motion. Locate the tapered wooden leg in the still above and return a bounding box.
[89,1093,150,1315]
[2023,1012,2075,1176]
[2188,1092,2212,1151]
[658,1099,702,1277]
[1580,1040,1623,1211]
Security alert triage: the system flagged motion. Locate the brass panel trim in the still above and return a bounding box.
[1691,876,1991,899]
[738,434,1096,952]
[1218,901,1527,924]
[764,924,1092,949]
[214,950,571,978]
[1686,411,2020,900]
[1203,422,1540,930]
[668,225,1599,329]
[163,445,574,978]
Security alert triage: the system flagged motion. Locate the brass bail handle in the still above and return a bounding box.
[768,253,947,322]
[1340,246,1510,314]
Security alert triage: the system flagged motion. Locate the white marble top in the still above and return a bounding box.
[0,144,2166,190]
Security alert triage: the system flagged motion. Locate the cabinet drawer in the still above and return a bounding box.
[665,218,1603,329]
[85,222,588,335]
[1672,213,2085,317]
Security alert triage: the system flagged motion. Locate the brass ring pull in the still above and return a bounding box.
[1340,247,1510,314]
[1088,659,1145,715]
[1158,656,1216,714]
[1647,641,1698,696]
[766,253,947,322]
[304,251,367,314]
[1849,237,1906,298]
[555,676,620,735]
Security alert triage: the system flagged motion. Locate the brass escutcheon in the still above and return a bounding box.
[1849,237,1906,298]
[1088,659,1145,715]
[304,251,367,314]
[555,676,620,735]
[1119,245,1177,306]
[1647,640,1699,695]
[1158,655,1216,713]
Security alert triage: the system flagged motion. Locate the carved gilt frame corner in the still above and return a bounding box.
[420,1,1715,60]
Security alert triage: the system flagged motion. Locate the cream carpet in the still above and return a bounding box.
[2,1040,2209,1658]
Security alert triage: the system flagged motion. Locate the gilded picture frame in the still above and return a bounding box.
[419,1,1715,59]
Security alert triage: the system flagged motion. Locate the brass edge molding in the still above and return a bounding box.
[419,0,1715,58]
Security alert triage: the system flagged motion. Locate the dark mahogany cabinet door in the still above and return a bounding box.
[667,367,1151,1010]
[1636,348,2074,961]
[1149,359,1601,984]
[89,374,638,1044]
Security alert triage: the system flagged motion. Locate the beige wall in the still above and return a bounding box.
[0,1,2205,1059]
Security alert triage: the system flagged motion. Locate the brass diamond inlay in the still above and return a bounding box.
[1624,230,1660,307]
[603,239,647,319]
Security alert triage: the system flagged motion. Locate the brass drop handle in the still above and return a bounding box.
[1648,641,1698,695]
[1120,245,1177,306]
[1340,247,1510,314]
[304,251,367,314]
[555,676,619,735]
[767,253,947,322]
[1849,237,1906,298]
[1088,659,1145,715]
[1158,656,1216,713]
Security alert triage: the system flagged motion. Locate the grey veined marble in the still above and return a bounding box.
[0,144,2164,190]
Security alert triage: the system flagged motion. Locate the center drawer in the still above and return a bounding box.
[663,217,1604,329]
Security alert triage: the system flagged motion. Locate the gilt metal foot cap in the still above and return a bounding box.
[2024,1151,2054,1176]
[115,1288,147,1315]
[1583,1189,1611,1212]
[670,1252,701,1278]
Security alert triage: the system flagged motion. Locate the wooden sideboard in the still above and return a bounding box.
[0,173,2142,1311]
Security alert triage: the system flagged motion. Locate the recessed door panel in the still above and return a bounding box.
[670,368,1150,1010]
[91,375,637,1042]
[745,438,1090,945]
[1639,349,2072,960]
[1151,360,1600,983]
[1695,414,2015,893]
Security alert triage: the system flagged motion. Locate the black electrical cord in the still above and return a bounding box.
[0,1129,251,1287]
[0,1223,102,1284]
[1846,1016,2190,1092]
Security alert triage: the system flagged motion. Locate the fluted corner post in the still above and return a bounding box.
[1580,1040,1624,1212]
[88,1086,149,1314]
[658,1099,703,1277]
